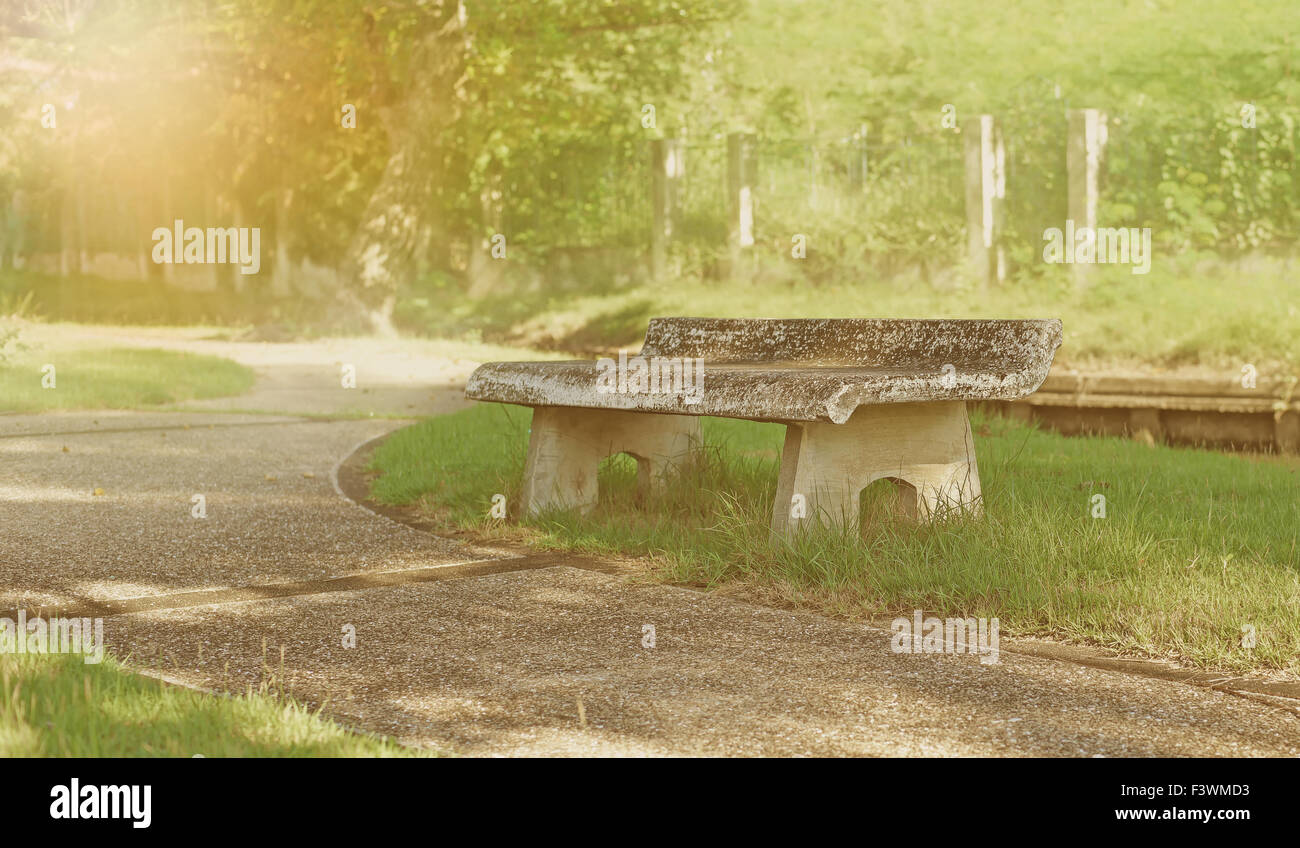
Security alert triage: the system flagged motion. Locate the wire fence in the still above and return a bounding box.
[505,129,969,265]
[11,105,1300,278]
[500,105,1300,273]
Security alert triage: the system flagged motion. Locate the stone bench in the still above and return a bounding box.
[465,317,1062,536]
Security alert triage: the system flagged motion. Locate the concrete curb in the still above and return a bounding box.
[986,365,1300,453]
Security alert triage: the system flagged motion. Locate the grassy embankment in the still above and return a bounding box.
[370,401,1300,678]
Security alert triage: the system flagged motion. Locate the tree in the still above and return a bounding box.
[1,0,734,330]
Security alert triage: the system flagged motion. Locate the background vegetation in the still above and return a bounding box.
[1,0,1297,349]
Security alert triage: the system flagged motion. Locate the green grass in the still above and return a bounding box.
[0,650,420,756]
[0,271,330,330]
[0,344,255,412]
[370,402,1300,677]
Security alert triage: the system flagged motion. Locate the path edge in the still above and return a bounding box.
[341,426,1300,714]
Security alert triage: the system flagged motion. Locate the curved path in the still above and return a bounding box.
[1,334,1297,756]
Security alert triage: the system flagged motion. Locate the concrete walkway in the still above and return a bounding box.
[1,337,1297,756]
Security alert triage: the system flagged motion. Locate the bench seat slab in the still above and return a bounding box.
[466,318,1063,424]
[521,407,702,516]
[468,359,1050,424]
[771,400,982,537]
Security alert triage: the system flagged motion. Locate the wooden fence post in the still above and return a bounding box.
[1067,108,1107,285]
[727,131,757,278]
[650,137,684,279]
[963,114,1005,286]
[855,122,870,192]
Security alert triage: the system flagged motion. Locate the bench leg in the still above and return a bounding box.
[771,401,982,538]
[520,407,701,516]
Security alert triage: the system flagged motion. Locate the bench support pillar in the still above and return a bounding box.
[771,401,982,538]
[520,407,701,516]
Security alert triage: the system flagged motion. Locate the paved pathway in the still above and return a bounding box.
[1,336,1297,756]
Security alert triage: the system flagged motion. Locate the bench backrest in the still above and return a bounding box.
[638,318,1062,367]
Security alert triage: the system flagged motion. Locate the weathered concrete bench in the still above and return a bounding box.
[465,318,1062,536]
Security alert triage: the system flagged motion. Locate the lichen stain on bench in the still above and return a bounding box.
[465,317,1062,537]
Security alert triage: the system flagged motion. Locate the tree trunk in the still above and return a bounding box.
[272,186,293,297]
[466,161,505,299]
[134,181,149,281]
[338,2,468,335]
